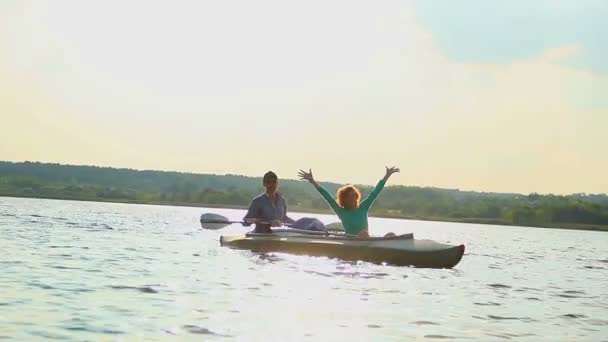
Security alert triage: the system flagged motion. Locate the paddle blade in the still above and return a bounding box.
[201,221,232,230]
[200,213,233,230]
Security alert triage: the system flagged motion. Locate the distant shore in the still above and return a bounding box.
[3,194,607,233]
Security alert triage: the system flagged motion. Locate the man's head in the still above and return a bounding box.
[263,171,279,194]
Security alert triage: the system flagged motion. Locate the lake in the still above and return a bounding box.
[1,197,607,341]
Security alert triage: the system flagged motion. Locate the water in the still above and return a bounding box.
[0,196,607,341]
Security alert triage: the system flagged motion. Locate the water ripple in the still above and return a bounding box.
[554,290,586,299]
[108,285,159,294]
[28,282,55,290]
[182,325,231,337]
[303,270,333,277]
[487,315,536,322]
[28,330,70,340]
[474,302,501,306]
[424,334,463,339]
[50,265,81,270]
[583,265,605,269]
[587,319,608,326]
[486,332,536,339]
[411,321,439,325]
[330,271,389,279]
[562,314,587,319]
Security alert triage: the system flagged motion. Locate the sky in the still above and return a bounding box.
[1,0,606,194]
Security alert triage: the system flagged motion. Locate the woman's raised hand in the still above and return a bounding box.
[298,169,315,183]
[384,166,400,180]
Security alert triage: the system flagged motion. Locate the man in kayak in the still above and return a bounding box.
[298,167,399,237]
[243,171,295,233]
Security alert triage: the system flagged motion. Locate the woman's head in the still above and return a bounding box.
[337,185,361,209]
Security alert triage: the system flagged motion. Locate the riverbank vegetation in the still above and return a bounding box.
[1,161,607,231]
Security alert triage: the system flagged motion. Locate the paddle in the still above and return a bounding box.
[199,213,250,230]
[199,213,344,231]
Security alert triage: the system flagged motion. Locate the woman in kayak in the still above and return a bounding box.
[298,167,399,238]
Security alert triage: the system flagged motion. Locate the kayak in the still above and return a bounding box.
[220,229,465,268]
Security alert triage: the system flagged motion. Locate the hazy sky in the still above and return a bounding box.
[1,0,606,194]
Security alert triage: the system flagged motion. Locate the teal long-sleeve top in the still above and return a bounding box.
[315,180,386,235]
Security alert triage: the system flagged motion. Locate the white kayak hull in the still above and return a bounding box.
[220,231,465,268]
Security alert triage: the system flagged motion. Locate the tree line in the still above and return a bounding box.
[1,161,607,231]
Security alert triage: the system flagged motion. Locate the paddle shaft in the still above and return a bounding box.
[200,219,284,226]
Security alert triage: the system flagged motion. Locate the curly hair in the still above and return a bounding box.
[336,185,361,208]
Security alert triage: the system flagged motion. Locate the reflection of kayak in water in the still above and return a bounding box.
[220,229,465,268]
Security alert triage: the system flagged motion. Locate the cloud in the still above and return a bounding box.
[0,0,606,193]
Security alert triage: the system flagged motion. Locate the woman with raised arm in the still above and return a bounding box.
[298,167,399,238]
